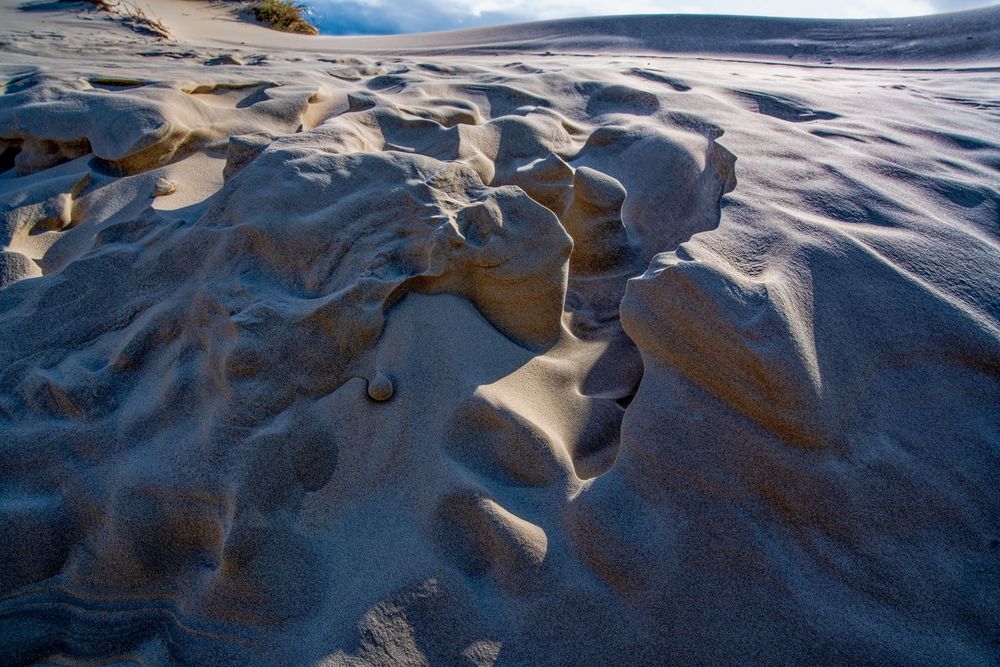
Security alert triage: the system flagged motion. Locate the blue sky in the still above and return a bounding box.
[302,0,997,34]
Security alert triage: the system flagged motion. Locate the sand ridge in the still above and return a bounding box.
[0,1,999,664]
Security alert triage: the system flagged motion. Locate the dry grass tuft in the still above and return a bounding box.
[248,0,318,35]
[66,0,171,39]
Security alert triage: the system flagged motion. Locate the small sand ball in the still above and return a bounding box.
[153,178,176,197]
[367,372,394,401]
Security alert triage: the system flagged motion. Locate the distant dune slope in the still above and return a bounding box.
[340,5,1000,64]
[34,0,1000,65]
[0,1,998,665]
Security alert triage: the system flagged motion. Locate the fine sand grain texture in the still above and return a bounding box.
[1,1,999,664]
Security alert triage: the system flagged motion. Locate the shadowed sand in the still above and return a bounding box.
[0,1,999,664]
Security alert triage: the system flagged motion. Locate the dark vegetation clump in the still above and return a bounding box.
[248,0,318,35]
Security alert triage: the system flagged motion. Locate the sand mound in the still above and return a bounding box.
[0,1,998,664]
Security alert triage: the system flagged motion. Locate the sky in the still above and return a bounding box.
[301,0,998,34]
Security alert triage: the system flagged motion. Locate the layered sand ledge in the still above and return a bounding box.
[1,1,999,664]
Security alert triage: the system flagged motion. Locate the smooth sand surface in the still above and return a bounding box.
[1,1,999,664]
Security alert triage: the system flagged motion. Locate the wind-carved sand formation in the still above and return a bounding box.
[0,1,999,664]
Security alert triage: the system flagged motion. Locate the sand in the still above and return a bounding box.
[0,0,998,664]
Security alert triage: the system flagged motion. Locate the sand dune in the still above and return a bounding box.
[1,1,999,664]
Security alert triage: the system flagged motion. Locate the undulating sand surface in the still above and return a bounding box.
[1,1,999,664]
